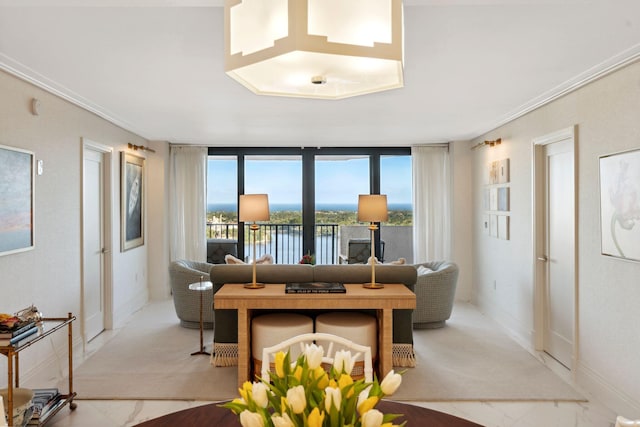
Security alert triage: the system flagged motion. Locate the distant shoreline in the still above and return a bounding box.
[208,203,412,212]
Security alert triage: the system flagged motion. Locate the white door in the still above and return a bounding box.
[535,134,576,370]
[83,148,105,342]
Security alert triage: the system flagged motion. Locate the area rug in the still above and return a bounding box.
[64,300,585,402]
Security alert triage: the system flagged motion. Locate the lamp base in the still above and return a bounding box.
[363,282,384,289]
[244,282,265,289]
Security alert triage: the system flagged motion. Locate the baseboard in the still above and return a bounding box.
[577,360,640,418]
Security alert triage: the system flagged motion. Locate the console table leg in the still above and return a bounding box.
[379,308,393,379]
[237,308,250,388]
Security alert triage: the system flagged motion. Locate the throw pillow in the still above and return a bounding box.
[417,265,434,275]
[255,254,273,264]
[225,254,245,264]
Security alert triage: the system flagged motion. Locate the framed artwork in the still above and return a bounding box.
[498,215,510,240]
[498,158,510,184]
[599,148,640,262]
[121,151,145,251]
[497,187,510,211]
[0,144,35,256]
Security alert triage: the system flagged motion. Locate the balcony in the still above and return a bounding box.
[206,222,413,264]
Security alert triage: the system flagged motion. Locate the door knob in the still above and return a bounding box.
[537,256,548,262]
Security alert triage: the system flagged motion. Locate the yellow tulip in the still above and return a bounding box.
[338,373,354,397]
[275,351,286,378]
[357,396,378,415]
[307,407,325,427]
[293,365,303,381]
[313,367,329,389]
[239,381,252,402]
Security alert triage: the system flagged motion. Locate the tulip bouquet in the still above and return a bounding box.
[222,344,406,427]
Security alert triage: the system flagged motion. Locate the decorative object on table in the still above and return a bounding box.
[357,194,388,289]
[298,252,316,265]
[599,148,640,262]
[0,387,34,427]
[188,276,213,356]
[0,144,35,257]
[15,305,43,325]
[222,341,405,427]
[120,151,145,252]
[239,194,270,289]
[285,282,346,294]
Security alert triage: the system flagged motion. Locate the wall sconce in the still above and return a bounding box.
[471,138,502,150]
[128,143,156,153]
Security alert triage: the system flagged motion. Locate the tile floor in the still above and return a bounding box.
[25,301,619,427]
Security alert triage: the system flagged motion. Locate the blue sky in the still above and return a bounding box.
[207,156,411,205]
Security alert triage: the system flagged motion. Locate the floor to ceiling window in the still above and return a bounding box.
[207,147,411,264]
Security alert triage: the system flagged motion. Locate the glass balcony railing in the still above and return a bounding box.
[206,222,412,265]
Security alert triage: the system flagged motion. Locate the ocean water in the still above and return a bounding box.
[208,203,411,212]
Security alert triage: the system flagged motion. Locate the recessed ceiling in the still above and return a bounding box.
[1,1,639,146]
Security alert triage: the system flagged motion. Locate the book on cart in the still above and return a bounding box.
[0,320,36,338]
[0,325,38,346]
[29,388,62,423]
[285,282,346,294]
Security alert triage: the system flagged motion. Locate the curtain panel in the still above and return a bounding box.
[169,146,207,262]
[411,145,451,262]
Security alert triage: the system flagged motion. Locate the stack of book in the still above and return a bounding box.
[28,388,62,425]
[285,282,346,294]
[0,320,38,347]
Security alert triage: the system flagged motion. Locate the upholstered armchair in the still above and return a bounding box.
[169,260,215,329]
[412,261,459,329]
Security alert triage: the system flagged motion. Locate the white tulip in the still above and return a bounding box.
[380,370,402,395]
[324,386,342,412]
[305,343,324,369]
[271,413,295,427]
[239,409,264,427]
[361,409,384,427]
[252,381,269,408]
[333,349,355,375]
[286,385,306,414]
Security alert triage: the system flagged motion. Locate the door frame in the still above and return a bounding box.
[81,138,114,343]
[532,125,578,376]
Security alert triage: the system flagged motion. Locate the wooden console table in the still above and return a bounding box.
[214,284,416,387]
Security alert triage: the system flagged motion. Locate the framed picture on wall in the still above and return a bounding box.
[0,144,35,256]
[121,151,145,251]
[599,148,640,262]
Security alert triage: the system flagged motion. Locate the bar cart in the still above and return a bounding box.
[1,313,77,426]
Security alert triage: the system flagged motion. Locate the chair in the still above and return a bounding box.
[344,238,385,264]
[260,332,373,383]
[169,260,215,329]
[207,238,238,264]
[616,416,640,426]
[412,261,459,329]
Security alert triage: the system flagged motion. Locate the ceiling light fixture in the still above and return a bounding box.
[224,0,404,100]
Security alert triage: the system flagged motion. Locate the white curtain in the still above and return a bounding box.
[170,146,207,262]
[412,145,451,262]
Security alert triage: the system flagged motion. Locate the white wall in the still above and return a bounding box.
[0,70,156,387]
[470,60,640,416]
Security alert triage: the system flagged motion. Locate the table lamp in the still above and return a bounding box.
[357,194,388,289]
[239,194,270,289]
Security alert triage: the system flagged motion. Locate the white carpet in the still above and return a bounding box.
[65,300,585,402]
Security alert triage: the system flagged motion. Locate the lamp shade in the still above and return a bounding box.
[357,194,388,222]
[239,194,270,222]
[225,0,404,99]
